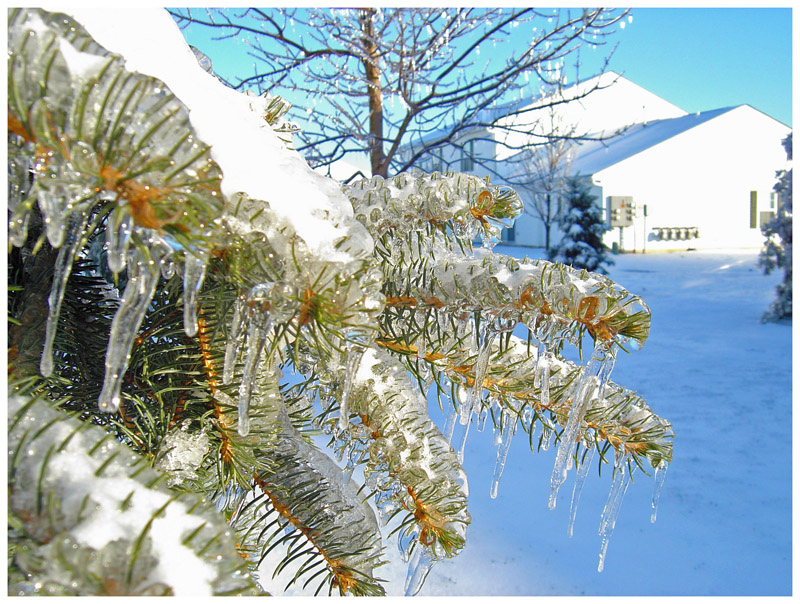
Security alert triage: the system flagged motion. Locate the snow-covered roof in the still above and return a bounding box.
[399,74,617,153]
[569,106,737,176]
[399,71,687,157]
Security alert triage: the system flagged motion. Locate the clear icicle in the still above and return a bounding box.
[443,403,458,443]
[567,443,595,538]
[342,445,364,483]
[539,359,551,410]
[237,309,272,437]
[339,328,369,432]
[476,404,489,432]
[183,250,209,337]
[540,422,554,450]
[490,411,517,499]
[549,340,614,510]
[464,319,497,423]
[40,208,89,377]
[405,545,436,597]
[36,186,69,249]
[223,297,247,385]
[98,241,170,413]
[596,346,617,402]
[457,384,470,426]
[597,453,632,572]
[398,530,418,563]
[105,209,133,274]
[650,462,668,523]
[534,316,554,390]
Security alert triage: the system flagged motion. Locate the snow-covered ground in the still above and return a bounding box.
[371,246,792,597]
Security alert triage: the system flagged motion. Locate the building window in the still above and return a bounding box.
[750,191,758,229]
[770,192,777,209]
[461,140,475,172]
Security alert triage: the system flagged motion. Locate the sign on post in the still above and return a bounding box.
[609,196,635,227]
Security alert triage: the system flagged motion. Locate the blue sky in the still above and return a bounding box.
[175,7,792,127]
[605,7,792,126]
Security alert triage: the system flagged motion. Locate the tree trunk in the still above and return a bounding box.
[360,9,386,177]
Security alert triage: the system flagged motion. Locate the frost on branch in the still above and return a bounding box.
[7,7,673,598]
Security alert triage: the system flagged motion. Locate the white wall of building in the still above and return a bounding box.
[593,105,790,252]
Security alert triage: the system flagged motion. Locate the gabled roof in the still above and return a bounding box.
[400,70,686,156]
[569,106,737,175]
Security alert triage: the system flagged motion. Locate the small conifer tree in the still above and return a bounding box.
[551,176,614,275]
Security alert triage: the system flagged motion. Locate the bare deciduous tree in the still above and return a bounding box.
[169,7,628,182]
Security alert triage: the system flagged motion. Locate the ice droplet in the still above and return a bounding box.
[567,443,595,538]
[549,340,614,510]
[405,545,436,597]
[476,404,489,432]
[183,250,209,337]
[597,452,631,572]
[650,461,668,523]
[490,411,517,499]
[98,241,170,412]
[223,297,246,385]
[452,385,472,464]
[40,207,90,377]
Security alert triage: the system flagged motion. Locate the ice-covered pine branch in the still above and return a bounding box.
[7,394,260,596]
[7,7,673,597]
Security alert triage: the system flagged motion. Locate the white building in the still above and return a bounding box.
[400,71,791,252]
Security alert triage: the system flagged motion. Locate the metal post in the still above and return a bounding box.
[643,204,647,253]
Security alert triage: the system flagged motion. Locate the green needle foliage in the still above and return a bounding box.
[7,8,673,597]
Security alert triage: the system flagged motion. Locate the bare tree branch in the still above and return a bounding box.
[168,7,629,186]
